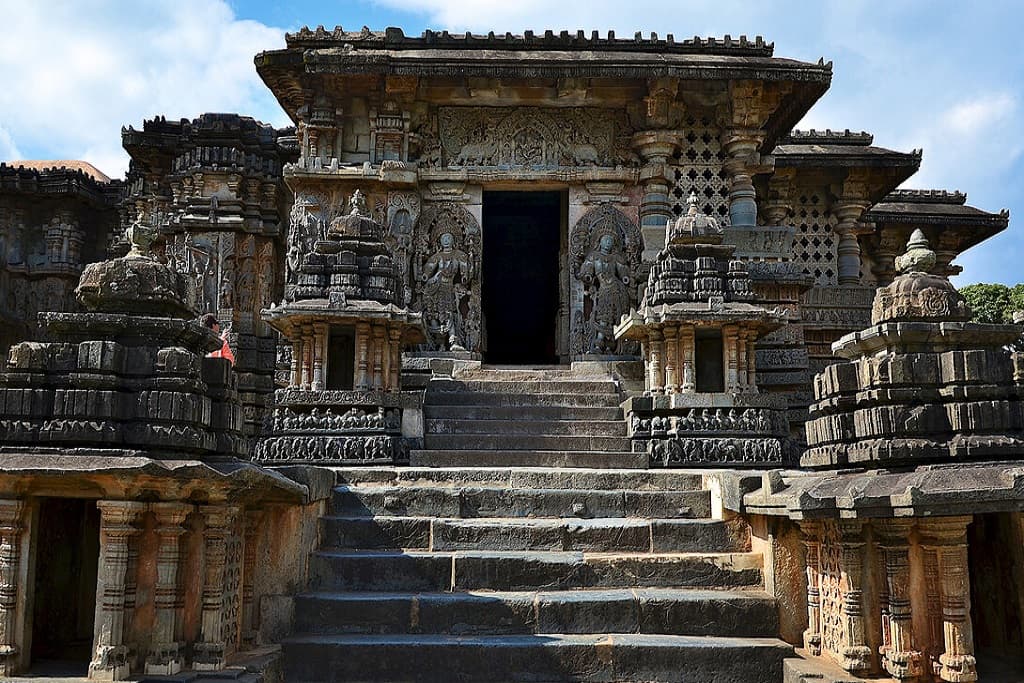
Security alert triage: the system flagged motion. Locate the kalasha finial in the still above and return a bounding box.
[894,228,936,275]
[686,192,699,213]
[125,215,158,258]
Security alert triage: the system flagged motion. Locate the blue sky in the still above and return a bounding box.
[0,0,1021,284]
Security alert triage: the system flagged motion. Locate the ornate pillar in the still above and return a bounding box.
[312,323,328,391]
[722,130,764,227]
[746,333,758,391]
[679,327,695,394]
[89,501,145,681]
[355,321,371,390]
[290,338,303,387]
[876,519,922,681]
[300,327,314,389]
[0,500,26,678]
[631,131,682,260]
[663,325,678,395]
[648,330,664,395]
[388,328,402,391]
[797,521,823,656]
[240,509,264,649]
[736,328,749,392]
[921,517,977,683]
[372,325,386,390]
[145,502,190,676]
[834,201,870,286]
[194,505,240,671]
[722,325,739,392]
[836,520,871,673]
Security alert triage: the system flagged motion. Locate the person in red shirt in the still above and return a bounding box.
[200,313,235,366]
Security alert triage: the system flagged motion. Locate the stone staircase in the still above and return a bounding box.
[282,467,792,682]
[412,367,643,468]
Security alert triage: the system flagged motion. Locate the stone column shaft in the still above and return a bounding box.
[722,131,763,227]
[312,323,328,391]
[371,325,386,390]
[388,328,402,391]
[241,510,264,649]
[355,322,371,390]
[290,339,303,387]
[836,521,871,673]
[194,505,239,671]
[922,517,977,683]
[736,328,748,391]
[834,202,870,286]
[0,500,26,678]
[663,325,678,395]
[145,502,190,676]
[746,335,758,391]
[877,520,922,681]
[648,331,664,395]
[798,521,823,656]
[680,327,695,393]
[723,325,739,392]
[90,501,145,681]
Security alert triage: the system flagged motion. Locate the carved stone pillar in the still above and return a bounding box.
[146,502,190,676]
[876,519,922,681]
[0,500,26,678]
[746,334,758,391]
[312,323,328,391]
[388,328,402,391]
[834,202,870,286]
[355,321,371,390]
[797,520,823,656]
[921,517,977,683]
[663,326,678,395]
[290,338,303,387]
[89,501,145,681]
[300,327,314,389]
[194,505,240,671]
[240,509,264,649]
[679,327,696,394]
[722,325,739,391]
[837,520,871,673]
[648,329,664,395]
[736,328,749,392]
[722,130,764,227]
[372,325,386,389]
[631,131,682,260]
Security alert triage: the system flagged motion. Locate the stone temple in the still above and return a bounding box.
[0,25,1021,683]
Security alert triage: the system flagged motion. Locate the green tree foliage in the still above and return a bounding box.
[959,283,1014,323]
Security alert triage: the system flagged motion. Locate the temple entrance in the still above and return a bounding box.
[482,191,564,364]
[30,498,100,673]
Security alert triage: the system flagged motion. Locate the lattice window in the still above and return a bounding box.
[792,194,837,286]
[818,521,844,660]
[669,115,730,223]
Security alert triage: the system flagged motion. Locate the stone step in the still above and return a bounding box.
[320,516,744,553]
[424,391,622,408]
[428,379,621,394]
[282,632,791,682]
[292,588,778,638]
[423,405,623,421]
[330,467,705,491]
[454,367,612,381]
[332,485,711,520]
[409,449,646,469]
[309,550,763,592]
[425,418,628,437]
[423,433,631,452]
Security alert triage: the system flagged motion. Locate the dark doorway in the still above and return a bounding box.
[695,330,725,392]
[31,498,100,673]
[482,191,564,364]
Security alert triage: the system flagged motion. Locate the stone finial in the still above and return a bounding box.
[666,192,722,244]
[871,230,970,325]
[347,189,368,217]
[125,216,158,258]
[894,229,936,275]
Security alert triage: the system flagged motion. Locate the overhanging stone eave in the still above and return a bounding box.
[831,320,1021,358]
[0,449,309,504]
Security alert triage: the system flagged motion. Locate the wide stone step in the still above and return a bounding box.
[429,379,621,394]
[424,391,621,408]
[423,405,623,421]
[332,485,711,520]
[331,467,705,491]
[292,588,778,638]
[309,550,762,591]
[425,418,628,437]
[282,632,791,682]
[423,433,631,452]
[319,516,744,553]
[409,449,646,469]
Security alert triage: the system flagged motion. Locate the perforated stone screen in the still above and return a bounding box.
[669,116,730,223]
[792,193,837,286]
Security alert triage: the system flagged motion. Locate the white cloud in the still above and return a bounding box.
[0,125,21,161]
[941,93,1017,136]
[0,1,289,178]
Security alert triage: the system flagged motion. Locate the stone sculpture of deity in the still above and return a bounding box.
[421,231,472,351]
[578,233,631,353]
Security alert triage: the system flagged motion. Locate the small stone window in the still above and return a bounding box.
[326,326,355,390]
[695,329,724,392]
